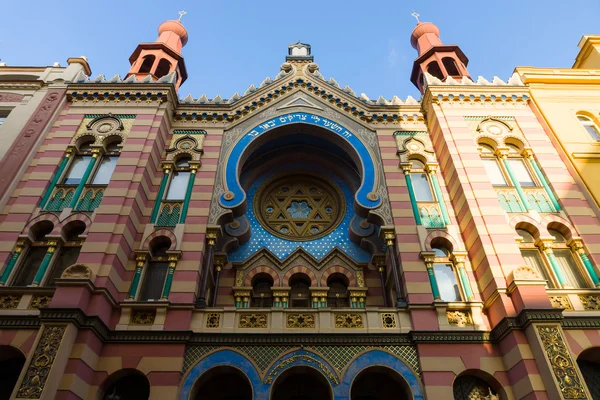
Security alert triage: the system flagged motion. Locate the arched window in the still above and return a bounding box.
[165,155,192,200]
[479,144,508,186]
[548,229,588,288]
[442,57,460,76]
[426,61,444,80]
[453,374,499,400]
[517,228,556,287]
[577,115,600,141]
[409,160,434,202]
[289,273,311,308]
[0,346,26,400]
[138,237,171,301]
[516,227,591,288]
[251,273,273,307]
[100,369,150,400]
[327,273,349,308]
[63,139,95,185]
[139,55,155,74]
[12,221,54,286]
[46,221,85,286]
[91,139,121,185]
[577,348,600,399]
[431,246,462,302]
[155,59,172,78]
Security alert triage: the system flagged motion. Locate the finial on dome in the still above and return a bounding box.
[178,10,187,21]
[411,11,420,23]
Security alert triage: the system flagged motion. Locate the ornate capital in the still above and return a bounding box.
[568,238,585,253]
[15,239,27,253]
[135,251,149,267]
[65,146,76,157]
[91,148,102,158]
[161,162,174,173]
[538,238,555,253]
[450,251,468,266]
[425,163,439,173]
[206,226,221,247]
[420,251,436,266]
[522,147,534,159]
[380,227,396,247]
[400,162,412,174]
[189,161,201,173]
[495,147,509,159]
[166,251,181,268]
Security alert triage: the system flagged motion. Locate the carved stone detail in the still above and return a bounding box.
[579,295,600,311]
[0,295,21,309]
[239,313,268,328]
[536,325,586,399]
[0,93,25,102]
[16,325,67,399]
[206,313,221,329]
[29,296,52,309]
[512,265,542,281]
[286,313,315,328]
[61,264,93,280]
[381,313,397,329]
[335,313,364,328]
[447,311,472,327]
[130,309,156,325]
[549,296,573,311]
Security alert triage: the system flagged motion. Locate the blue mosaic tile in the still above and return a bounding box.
[229,170,371,263]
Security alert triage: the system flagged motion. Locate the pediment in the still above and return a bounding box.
[276,94,323,111]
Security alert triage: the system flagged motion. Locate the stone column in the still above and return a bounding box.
[382,228,407,307]
[68,148,101,209]
[498,148,531,211]
[233,288,251,308]
[451,252,474,301]
[272,288,291,308]
[426,163,451,225]
[401,163,422,225]
[524,148,561,211]
[420,251,441,300]
[373,256,389,307]
[197,228,219,308]
[0,239,26,285]
[180,162,199,223]
[150,163,172,223]
[310,288,328,309]
[348,288,368,308]
[32,240,59,286]
[40,147,74,209]
[128,252,148,299]
[569,238,600,287]
[161,252,181,299]
[211,254,227,306]
[539,238,568,288]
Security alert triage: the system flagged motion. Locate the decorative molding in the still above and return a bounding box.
[16,325,67,399]
[447,310,472,327]
[579,295,600,310]
[264,351,339,385]
[549,296,573,311]
[205,313,220,329]
[536,325,586,399]
[0,295,21,309]
[239,313,268,328]
[334,313,364,328]
[130,309,156,325]
[286,313,315,329]
[29,296,52,310]
[381,313,397,329]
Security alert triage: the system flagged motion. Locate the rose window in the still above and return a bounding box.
[254,174,344,241]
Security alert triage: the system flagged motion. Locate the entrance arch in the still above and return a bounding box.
[271,366,332,400]
[350,366,412,400]
[192,366,252,400]
[0,345,26,400]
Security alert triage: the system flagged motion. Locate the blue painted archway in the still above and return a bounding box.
[219,112,381,211]
[339,350,425,400]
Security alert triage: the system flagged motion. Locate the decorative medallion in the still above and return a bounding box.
[381,313,397,329]
[549,296,573,311]
[0,295,21,309]
[286,313,315,328]
[536,325,586,399]
[254,174,344,241]
[239,313,268,328]
[206,313,221,328]
[335,313,364,328]
[447,311,472,327]
[17,325,67,399]
[579,295,600,311]
[130,309,156,325]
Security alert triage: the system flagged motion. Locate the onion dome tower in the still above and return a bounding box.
[410,20,470,94]
[126,17,189,90]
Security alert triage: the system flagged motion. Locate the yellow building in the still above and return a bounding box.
[517,35,600,217]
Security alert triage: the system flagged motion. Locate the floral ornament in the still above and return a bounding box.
[287,201,312,218]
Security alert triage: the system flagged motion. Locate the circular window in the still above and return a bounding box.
[254,174,345,241]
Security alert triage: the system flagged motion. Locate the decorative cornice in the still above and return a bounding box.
[0,307,597,344]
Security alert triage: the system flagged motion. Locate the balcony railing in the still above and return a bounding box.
[418,202,445,228]
[45,185,105,212]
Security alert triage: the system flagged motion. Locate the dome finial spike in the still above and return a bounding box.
[178,10,187,21]
[411,11,420,23]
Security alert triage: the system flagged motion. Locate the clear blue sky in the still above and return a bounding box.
[1,0,598,100]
